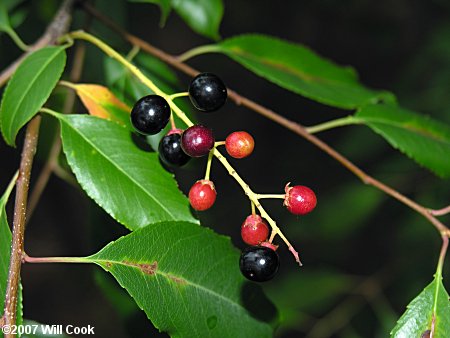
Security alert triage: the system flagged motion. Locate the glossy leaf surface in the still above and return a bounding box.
[391,277,450,337]
[68,83,131,128]
[55,113,197,229]
[213,34,394,109]
[88,221,276,338]
[0,46,66,146]
[171,0,223,40]
[356,104,450,178]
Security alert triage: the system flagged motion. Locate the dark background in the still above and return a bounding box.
[1,0,450,337]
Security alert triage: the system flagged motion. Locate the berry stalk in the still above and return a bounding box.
[213,149,302,265]
[204,150,214,181]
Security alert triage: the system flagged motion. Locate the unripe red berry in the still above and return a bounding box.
[225,131,255,159]
[241,214,269,245]
[188,180,216,211]
[181,125,215,157]
[284,184,317,215]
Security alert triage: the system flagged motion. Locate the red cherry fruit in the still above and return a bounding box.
[188,180,217,211]
[225,131,255,159]
[284,184,317,215]
[181,125,215,157]
[241,214,269,245]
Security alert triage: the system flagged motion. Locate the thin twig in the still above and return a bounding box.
[429,205,450,217]
[2,116,41,332]
[82,3,449,237]
[1,1,75,333]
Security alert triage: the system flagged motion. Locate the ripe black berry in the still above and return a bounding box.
[239,246,279,282]
[181,125,215,157]
[130,95,171,135]
[188,73,227,112]
[158,130,191,167]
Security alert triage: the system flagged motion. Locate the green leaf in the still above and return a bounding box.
[0,172,23,327]
[0,2,13,33]
[66,82,131,129]
[212,34,394,109]
[171,0,223,40]
[391,277,450,337]
[0,46,66,146]
[0,0,28,50]
[54,113,197,229]
[9,8,27,29]
[3,0,25,12]
[356,104,450,178]
[94,270,139,319]
[128,0,171,25]
[88,221,276,338]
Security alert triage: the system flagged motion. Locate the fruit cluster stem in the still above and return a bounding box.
[169,92,189,100]
[204,150,214,181]
[213,149,302,265]
[169,113,177,130]
[256,194,286,199]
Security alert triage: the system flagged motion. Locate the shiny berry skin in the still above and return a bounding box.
[188,180,216,211]
[284,184,317,215]
[241,215,269,245]
[239,246,280,282]
[130,95,170,135]
[225,131,255,159]
[181,125,215,157]
[188,73,227,112]
[158,130,191,167]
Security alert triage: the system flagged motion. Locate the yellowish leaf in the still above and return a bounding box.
[62,82,130,126]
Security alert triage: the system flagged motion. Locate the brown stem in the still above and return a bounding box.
[2,116,41,332]
[1,1,75,333]
[83,3,449,236]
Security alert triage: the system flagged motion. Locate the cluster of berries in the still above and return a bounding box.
[130,72,317,283]
[240,184,316,282]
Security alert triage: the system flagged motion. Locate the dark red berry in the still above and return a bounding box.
[239,246,279,282]
[181,125,215,157]
[188,180,216,211]
[225,131,255,159]
[158,130,191,167]
[130,95,170,135]
[284,184,317,215]
[188,73,227,112]
[241,215,269,245]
